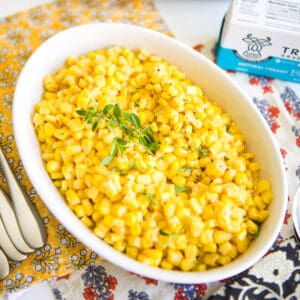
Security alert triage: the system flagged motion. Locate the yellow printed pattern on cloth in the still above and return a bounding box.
[0,0,170,294]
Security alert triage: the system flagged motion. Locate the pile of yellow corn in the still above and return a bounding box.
[33,47,272,271]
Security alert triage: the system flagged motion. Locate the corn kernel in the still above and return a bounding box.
[81,216,93,227]
[261,191,273,204]
[200,229,214,244]
[247,219,259,235]
[236,237,250,253]
[94,223,109,238]
[95,199,111,215]
[249,162,260,172]
[46,160,61,173]
[75,204,85,218]
[86,186,99,200]
[65,144,82,156]
[203,253,219,267]
[82,199,93,216]
[163,202,176,218]
[180,258,196,271]
[213,230,232,244]
[167,249,183,266]
[66,189,80,206]
[184,244,198,259]
[189,217,205,237]
[160,259,173,270]
[257,179,271,193]
[126,246,139,259]
[138,249,163,267]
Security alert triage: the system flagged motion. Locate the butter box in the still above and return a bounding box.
[216,0,300,83]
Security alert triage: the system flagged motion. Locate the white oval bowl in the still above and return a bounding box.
[12,23,288,283]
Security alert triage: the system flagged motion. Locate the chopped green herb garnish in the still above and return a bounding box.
[159,224,189,248]
[198,145,208,157]
[54,178,64,182]
[124,112,141,129]
[76,107,101,131]
[77,104,158,164]
[158,230,170,236]
[145,193,157,206]
[113,160,137,175]
[102,155,114,166]
[113,103,121,119]
[101,137,127,166]
[180,167,192,173]
[103,103,114,115]
[175,185,191,193]
[252,222,262,240]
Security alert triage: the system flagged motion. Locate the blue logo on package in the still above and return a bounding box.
[241,34,272,61]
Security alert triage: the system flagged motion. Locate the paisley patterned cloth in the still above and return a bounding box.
[1,0,300,299]
[0,0,169,295]
[208,238,300,300]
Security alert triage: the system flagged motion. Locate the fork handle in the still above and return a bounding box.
[0,186,33,253]
[0,148,47,248]
[0,248,9,280]
[0,217,27,261]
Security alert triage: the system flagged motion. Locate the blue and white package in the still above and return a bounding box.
[216,0,300,83]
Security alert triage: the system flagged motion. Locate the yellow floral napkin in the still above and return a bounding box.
[0,0,170,294]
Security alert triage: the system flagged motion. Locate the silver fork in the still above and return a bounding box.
[0,148,47,249]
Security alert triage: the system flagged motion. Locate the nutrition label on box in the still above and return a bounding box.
[234,0,300,31]
[266,0,300,31]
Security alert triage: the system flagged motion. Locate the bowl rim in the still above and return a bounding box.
[12,22,288,283]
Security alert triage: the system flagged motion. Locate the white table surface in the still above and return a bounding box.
[0,0,230,299]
